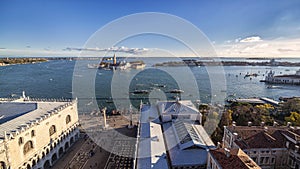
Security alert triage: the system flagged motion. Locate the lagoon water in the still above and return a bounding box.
[1,57,300,112]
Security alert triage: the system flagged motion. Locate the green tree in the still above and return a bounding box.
[285,112,300,126]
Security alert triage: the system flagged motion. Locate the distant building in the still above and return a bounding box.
[228,97,279,107]
[223,124,300,169]
[0,98,79,169]
[264,69,300,85]
[207,148,260,169]
[136,100,214,169]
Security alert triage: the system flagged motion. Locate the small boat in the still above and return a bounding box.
[244,73,258,78]
[169,89,184,93]
[105,100,113,103]
[131,90,149,94]
[152,83,166,88]
[87,64,98,69]
[266,85,283,89]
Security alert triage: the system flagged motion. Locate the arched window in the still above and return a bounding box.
[23,141,34,155]
[0,161,6,169]
[18,137,24,145]
[66,115,71,124]
[31,130,35,137]
[49,125,56,136]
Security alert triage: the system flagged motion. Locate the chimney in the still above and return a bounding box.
[224,148,231,158]
[273,121,278,127]
[295,145,299,153]
[232,121,236,130]
[248,121,252,127]
[4,131,7,140]
[233,132,238,140]
[217,142,221,149]
[287,122,291,127]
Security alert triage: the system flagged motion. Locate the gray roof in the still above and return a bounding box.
[163,120,215,166]
[137,122,168,169]
[157,100,199,115]
[0,102,37,124]
[0,100,70,140]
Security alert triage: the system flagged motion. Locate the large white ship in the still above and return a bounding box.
[263,69,300,85]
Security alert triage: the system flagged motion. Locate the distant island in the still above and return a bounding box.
[153,59,300,67]
[0,57,48,66]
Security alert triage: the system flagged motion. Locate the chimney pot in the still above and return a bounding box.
[217,142,221,148]
[224,148,231,158]
[295,145,299,152]
[248,121,252,127]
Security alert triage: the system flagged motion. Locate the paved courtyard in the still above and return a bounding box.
[52,114,138,169]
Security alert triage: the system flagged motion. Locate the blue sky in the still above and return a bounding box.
[0,0,300,57]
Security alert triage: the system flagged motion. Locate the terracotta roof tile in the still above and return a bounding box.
[210,148,261,169]
[227,126,286,149]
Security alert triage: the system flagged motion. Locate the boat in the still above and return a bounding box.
[131,90,149,94]
[130,60,146,69]
[87,64,98,69]
[266,85,283,89]
[152,83,166,88]
[244,73,258,78]
[169,89,184,93]
[105,99,114,103]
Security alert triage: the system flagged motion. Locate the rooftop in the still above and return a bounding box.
[0,102,37,124]
[226,126,288,149]
[0,99,73,140]
[163,120,215,166]
[157,100,199,115]
[209,148,261,169]
[232,97,279,106]
[274,75,300,79]
[137,122,168,169]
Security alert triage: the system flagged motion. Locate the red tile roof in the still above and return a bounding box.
[227,126,287,149]
[210,148,261,169]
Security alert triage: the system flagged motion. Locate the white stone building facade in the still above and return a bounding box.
[0,98,80,169]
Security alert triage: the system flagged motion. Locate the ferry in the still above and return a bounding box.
[131,90,149,94]
[169,89,184,93]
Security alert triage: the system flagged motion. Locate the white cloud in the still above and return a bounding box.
[64,46,149,55]
[216,37,300,57]
[0,46,151,57]
[239,36,262,43]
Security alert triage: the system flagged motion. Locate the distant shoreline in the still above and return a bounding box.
[153,60,300,67]
[0,58,48,66]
